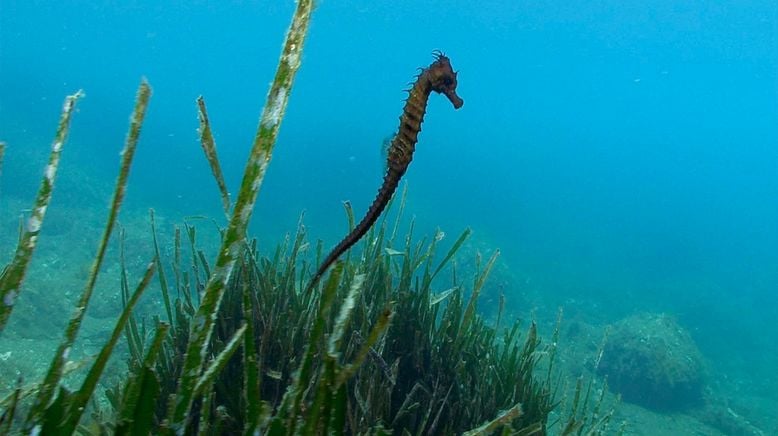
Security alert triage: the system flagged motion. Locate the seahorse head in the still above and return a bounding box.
[427,51,464,109]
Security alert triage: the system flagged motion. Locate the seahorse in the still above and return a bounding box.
[305,51,463,294]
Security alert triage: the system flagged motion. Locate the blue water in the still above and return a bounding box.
[2,0,777,431]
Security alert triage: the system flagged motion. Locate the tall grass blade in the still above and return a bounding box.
[328,383,348,434]
[458,249,499,342]
[196,96,231,216]
[59,260,157,434]
[24,80,151,430]
[425,227,471,289]
[0,91,83,332]
[327,273,364,356]
[343,200,356,232]
[430,287,456,306]
[338,305,393,384]
[272,262,343,434]
[473,249,500,294]
[388,182,408,245]
[115,321,170,435]
[0,379,20,433]
[0,141,5,182]
[167,1,314,429]
[120,228,144,364]
[462,403,524,436]
[241,269,260,435]
[193,324,247,396]
[151,209,174,325]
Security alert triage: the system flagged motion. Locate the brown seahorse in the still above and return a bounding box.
[305,51,463,294]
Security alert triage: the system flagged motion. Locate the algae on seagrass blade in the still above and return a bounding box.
[166,0,314,430]
[0,91,83,333]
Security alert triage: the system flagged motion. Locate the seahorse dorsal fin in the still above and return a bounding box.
[380,134,393,171]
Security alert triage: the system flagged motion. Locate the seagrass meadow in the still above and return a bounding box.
[0,3,626,435]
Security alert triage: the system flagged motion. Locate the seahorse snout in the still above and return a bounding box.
[445,90,464,109]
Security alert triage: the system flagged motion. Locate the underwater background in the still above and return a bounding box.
[1,1,776,434]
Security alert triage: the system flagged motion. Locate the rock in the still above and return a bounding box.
[597,313,706,411]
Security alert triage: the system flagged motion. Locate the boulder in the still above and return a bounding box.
[597,313,706,411]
